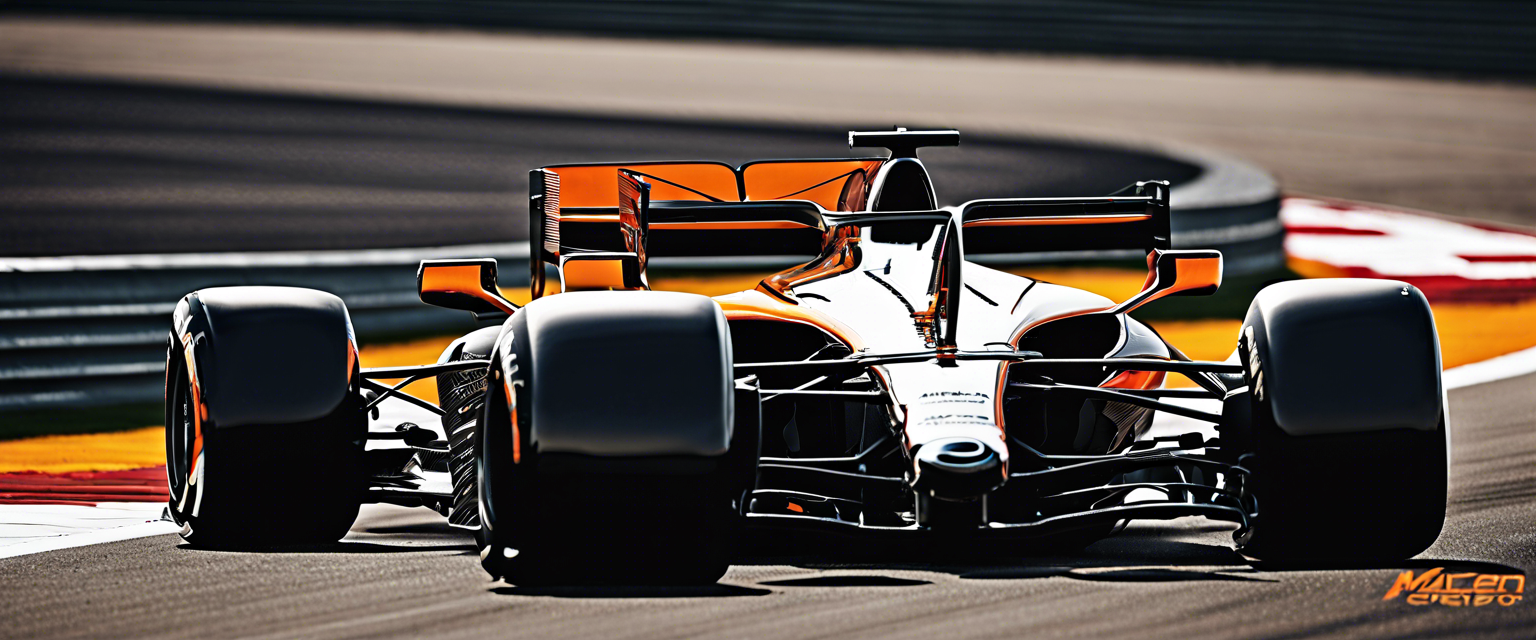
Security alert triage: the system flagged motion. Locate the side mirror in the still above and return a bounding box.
[1113,249,1222,314]
[418,259,519,321]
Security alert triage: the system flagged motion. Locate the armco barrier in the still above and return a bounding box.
[0,244,526,412]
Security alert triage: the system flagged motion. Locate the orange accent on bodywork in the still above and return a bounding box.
[420,263,518,314]
[559,213,620,224]
[1011,252,1223,345]
[761,225,861,295]
[1170,257,1222,295]
[180,333,205,477]
[561,217,816,231]
[549,160,884,211]
[715,289,866,352]
[652,220,817,231]
[549,164,739,207]
[1103,369,1167,391]
[1129,250,1223,310]
[1101,367,1165,451]
[617,170,648,263]
[505,379,520,464]
[419,264,484,296]
[742,160,884,211]
[1140,250,1160,291]
[561,259,630,292]
[995,361,1011,430]
[962,214,1153,228]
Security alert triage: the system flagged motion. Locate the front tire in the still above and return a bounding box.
[1229,279,1448,565]
[475,291,747,585]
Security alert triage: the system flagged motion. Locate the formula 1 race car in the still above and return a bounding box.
[163,129,1449,583]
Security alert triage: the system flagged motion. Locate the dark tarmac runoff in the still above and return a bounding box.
[1,75,1533,639]
[0,75,1198,256]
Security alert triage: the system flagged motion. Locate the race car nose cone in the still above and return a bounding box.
[912,437,1005,500]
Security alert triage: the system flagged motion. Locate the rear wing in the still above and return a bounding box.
[959,181,1171,255]
[529,165,1172,296]
[532,167,830,255]
[529,167,831,297]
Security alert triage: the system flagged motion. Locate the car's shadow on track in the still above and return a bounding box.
[490,584,771,598]
[1244,557,1527,575]
[172,517,480,555]
[733,520,1263,581]
[731,523,1526,587]
[480,524,1273,597]
[175,541,477,554]
[758,575,934,587]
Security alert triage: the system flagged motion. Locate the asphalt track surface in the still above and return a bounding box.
[0,75,1198,256]
[6,18,1534,230]
[3,67,1535,639]
[0,371,1532,639]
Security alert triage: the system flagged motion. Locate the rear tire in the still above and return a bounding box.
[166,361,365,548]
[437,326,501,529]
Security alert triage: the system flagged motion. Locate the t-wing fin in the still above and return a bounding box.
[849,128,960,159]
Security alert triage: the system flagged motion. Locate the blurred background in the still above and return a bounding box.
[7,1,1534,75]
[1,1,1533,436]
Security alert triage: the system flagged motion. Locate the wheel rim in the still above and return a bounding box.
[167,366,195,508]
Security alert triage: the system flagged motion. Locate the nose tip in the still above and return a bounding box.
[931,439,989,466]
[913,437,1005,499]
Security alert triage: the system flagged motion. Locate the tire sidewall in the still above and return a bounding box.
[1235,298,1447,565]
[166,341,366,548]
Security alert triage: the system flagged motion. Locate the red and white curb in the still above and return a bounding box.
[0,397,443,559]
[1285,196,1536,388]
[1284,197,1536,302]
[1154,198,1536,435]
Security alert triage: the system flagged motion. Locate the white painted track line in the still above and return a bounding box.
[0,502,175,560]
[0,395,437,560]
[1445,343,1536,390]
